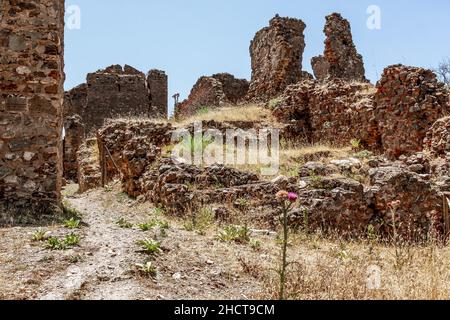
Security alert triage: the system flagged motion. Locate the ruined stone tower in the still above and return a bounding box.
[64,66,169,133]
[247,15,307,101]
[311,13,367,82]
[0,0,65,221]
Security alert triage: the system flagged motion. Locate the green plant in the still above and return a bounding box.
[350,138,362,150]
[45,237,66,250]
[138,238,162,256]
[236,198,250,207]
[116,218,133,229]
[32,229,48,242]
[354,150,373,159]
[268,97,283,109]
[64,233,80,247]
[135,261,157,278]
[197,106,210,115]
[218,225,251,244]
[138,221,158,231]
[153,206,166,216]
[64,218,81,229]
[250,238,262,250]
[158,220,170,230]
[138,219,170,232]
[182,135,213,157]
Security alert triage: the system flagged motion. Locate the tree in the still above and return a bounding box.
[434,58,450,85]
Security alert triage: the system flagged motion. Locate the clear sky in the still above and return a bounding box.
[64,0,450,114]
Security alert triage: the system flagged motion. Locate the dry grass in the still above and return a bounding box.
[257,233,450,300]
[174,104,273,126]
[226,143,352,178]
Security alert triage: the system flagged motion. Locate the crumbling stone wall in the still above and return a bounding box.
[64,65,168,133]
[0,0,65,221]
[247,15,307,101]
[175,73,249,119]
[275,65,449,158]
[375,65,449,159]
[311,13,366,82]
[77,138,101,193]
[63,115,85,182]
[425,117,450,158]
[147,69,168,118]
[274,79,380,149]
[63,83,87,119]
[97,120,173,185]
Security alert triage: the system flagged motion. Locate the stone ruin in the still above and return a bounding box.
[274,64,450,158]
[147,69,169,118]
[311,13,366,82]
[0,0,65,222]
[1,3,449,239]
[175,73,249,119]
[375,65,449,158]
[246,15,308,101]
[64,65,168,133]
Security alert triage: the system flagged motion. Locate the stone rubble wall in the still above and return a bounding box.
[275,65,449,158]
[96,120,174,186]
[175,73,249,119]
[424,117,450,158]
[0,0,65,221]
[274,79,380,149]
[375,65,449,159]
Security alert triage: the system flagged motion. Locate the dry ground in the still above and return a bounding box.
[1,182,449,300]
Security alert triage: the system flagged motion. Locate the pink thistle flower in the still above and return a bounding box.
[287,192,298,203]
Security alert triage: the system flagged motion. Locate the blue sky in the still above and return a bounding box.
[65,0,450,114]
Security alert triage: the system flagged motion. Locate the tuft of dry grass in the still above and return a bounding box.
[174,104,273,126]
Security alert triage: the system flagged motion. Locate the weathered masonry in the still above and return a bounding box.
[64,65,169,134]
[0,0,65,222]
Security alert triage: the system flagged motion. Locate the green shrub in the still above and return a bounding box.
[218,225,251,244]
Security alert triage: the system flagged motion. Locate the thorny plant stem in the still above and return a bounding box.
[279,201,293,301]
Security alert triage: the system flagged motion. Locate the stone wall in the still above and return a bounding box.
[274,79,380,149]
[147,69,168,118]
[63,115,85,182]
[97,120,173,185]
[311,13,366,82]
[247,15,307,101]
[77,138,101,193]
[425,117,450,158]
[175,73,249,119]
[64,65,168,133]
[375,65,449,159]
[275,65,449,158]
[0,0,65,221]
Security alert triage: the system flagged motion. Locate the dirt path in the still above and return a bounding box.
[0,187,267,300]
[36,195,153,300]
